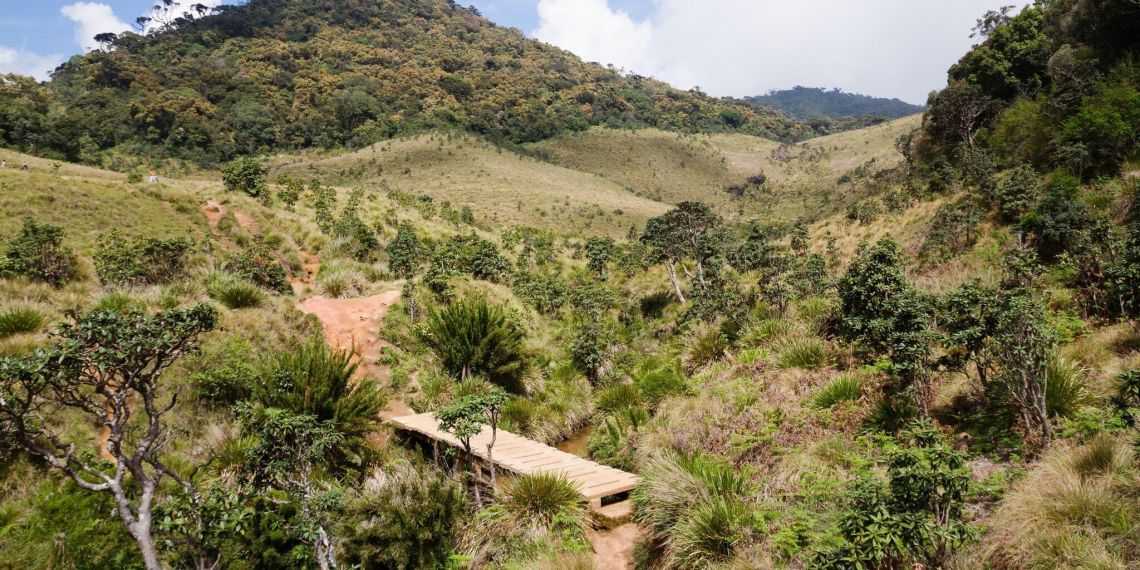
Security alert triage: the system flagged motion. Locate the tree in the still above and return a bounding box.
[989,292,1054,447]
[585,236,615,279]
[1,218,79,287]
[0,305,217,570]
[641,202,725,303]
[437,394,489,507]
[386,223,422,279]
[417,298,527,393]
[924,81,999,149]
[222,156,268,197]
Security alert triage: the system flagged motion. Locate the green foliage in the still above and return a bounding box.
[276,176,304,210]
[671,497,755,569]
[811,375,863,409]
[570,321,612,383]
[1057,84,1140,178]
[632,358,688,410]
[990,164,1041,223]
[222,157,268,197]
[222,242,291,294]
[207,273,265,309]
[745,86,923,122]
[511,271,568,315]
[253,337,385,473]
[0,478,145,569]
[385,223,422,279]
[1044,354,1090,419]
[425,234,511,296]
[338,461,465,570]
[584,236,615,278]
[94,231,192,286]
[1,218,78,287]
[918,196,982,263]
[1020,172,1092,261]
[190,336,257,406]
[418,297,527,393]
[683,324,730,372]
[0,307,43,338]
[813,421,972,569]
[642,202,726,299]
[1112,369,1140,426]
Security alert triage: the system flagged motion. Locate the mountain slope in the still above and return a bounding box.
[1,0,812,165]
[746,86,924,121]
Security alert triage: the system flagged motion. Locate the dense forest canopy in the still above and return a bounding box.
[746,86,924,121]
[0,0,813,165]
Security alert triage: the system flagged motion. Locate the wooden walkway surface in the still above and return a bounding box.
[389,413,639,512]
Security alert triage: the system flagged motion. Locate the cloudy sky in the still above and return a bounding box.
[1,0,1028,104]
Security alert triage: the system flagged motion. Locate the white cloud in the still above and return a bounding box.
[143,0,224,32]
[0,46,65,80]
[533,0,1033,104]
[60,2,130,52]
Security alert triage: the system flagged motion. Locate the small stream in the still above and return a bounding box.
[556,425,593,457]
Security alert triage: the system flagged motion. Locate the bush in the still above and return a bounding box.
[94,231,192,286]
[633,359,687,409]
[919,196,983,263]
[222,156,268,197]
[0,307,44,338]
[189,336,257,406]
[222,243,290,294]
[811,374,863,409]
[570,321,611,383]
[253,337,386,473]
[991,165,1041,223]
[338,462,466,570]
[1020,172,1091,261]
[207,273,264,309]
[683,325,729,372]
[1112,369,1140,425]
[386,223,422,279]
[417,297,527,393]
[777,336,828,369]
[1,218,78,287]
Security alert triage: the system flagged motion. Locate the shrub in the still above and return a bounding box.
[919,196,983,263]
[276,176,303,209]
[386,223,422,279]
[189,337,257,406]
[633,359,688,409]
[222,156,267,197]
[222,243,290,294]
[570,321,612,383]
[0,307,44,338]
[1112,369,1140,425]
[417,297,527,393]
[811,374,863,409]
[207,273,264,309]
[1,218,78,287]
[253,337,386,473]
[338,461,465,570]
[1020,172,1091,261]
[94,231,192,286]
[991,165,1041,223]
[512,271,568,315]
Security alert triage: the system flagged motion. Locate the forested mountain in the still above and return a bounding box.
[0,0,812,165]
[746,86,924,120]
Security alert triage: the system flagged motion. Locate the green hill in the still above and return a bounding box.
[746,86,924,121]
[0,0,812,166]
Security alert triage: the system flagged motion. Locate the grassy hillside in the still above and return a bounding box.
[531,114,922,224]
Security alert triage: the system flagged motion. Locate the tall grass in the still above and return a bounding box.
[463,473,588,566]
[811,375,862,409]
[0,307,43,338]
[777,337,828,370]
[977,436,1138,569]
[1046,353,1091,418]
[206,272,264,309]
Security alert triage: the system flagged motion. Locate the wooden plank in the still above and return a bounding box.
[388,412,641,512]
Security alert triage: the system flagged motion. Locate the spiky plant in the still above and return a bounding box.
[777,336,828,370]
[1045,353,1090,419]
[417,297,527,393]
[670,497,753,569]
[254,337,386,473]
[206,272,264,309]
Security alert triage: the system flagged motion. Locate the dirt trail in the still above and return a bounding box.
[201,199,258,233]
[297,291,412,418]
[588,523,641,569]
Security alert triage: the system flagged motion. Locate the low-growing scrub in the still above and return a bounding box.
[0,218,79,287]
[94,232,192,286]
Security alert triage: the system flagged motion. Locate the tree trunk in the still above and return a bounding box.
[315,526,337,570]
[666,261,686,303]
[129,521,162,570]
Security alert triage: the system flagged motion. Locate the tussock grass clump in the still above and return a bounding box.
[0,307,44,338]
[93,291,146,314]
[741,318,793,347]
[1046,353,1091,418]
[463,473,588,566]
[978,436,1139,569]
[684,325,729,372]
[207,273,264,309]
[596,383,642,414]
[634,452,756,570]
[776,336,828,370]
[811,374,862,409]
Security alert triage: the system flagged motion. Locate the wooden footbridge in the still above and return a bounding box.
[389,413,639,519]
